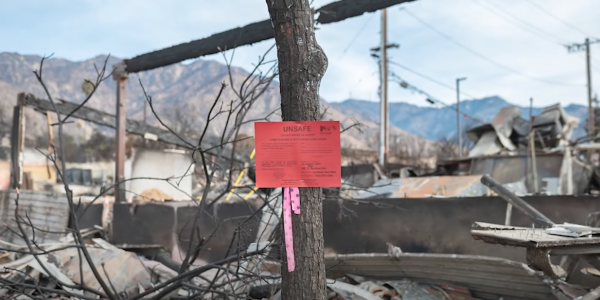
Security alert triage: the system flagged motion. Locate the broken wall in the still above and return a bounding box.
[75,195,600,265]
[0,190,69,245]
[126,148,193,200]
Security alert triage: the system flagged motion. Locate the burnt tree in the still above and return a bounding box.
[266,0,329,299]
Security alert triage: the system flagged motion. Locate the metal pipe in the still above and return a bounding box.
[480,174,555,227]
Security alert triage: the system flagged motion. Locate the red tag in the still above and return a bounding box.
[254,121,341,188]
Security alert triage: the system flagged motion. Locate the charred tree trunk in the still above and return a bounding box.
[266,0,328,299]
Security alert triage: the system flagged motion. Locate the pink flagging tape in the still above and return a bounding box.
[283,187,295,272]
[290,187,300,215]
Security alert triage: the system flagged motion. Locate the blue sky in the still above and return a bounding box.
[1,0,599,108]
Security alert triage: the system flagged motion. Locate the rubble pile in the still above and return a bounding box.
[0,225,487,300]
[0,227,278,300]
[323,276,480,300]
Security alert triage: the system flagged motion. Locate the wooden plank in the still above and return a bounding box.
[124,0,417,73]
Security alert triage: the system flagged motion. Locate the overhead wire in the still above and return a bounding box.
[401,8,585,87]
[335,13,376,63]
[388,60,479,99]
[389,71,486,124]
[524,0,597,39]
[473,0,600,73]
[475,0,570,45]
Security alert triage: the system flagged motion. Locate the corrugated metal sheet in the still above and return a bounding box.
[324,253,556,300]
[355,175,489,198]
[0,190,69,246]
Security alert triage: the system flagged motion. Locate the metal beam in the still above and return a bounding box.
[17,93,241,162]
[124,0,416,73]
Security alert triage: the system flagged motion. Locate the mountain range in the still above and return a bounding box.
[331,96,590,141]
[0,52,435,155]
[0,52,589,155]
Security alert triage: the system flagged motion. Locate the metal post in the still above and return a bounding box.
[113,62,128,203]
[530,130,539,193]
[379,8,388,166]
[586,38,594,141]
[10,96,25,189]
[456,77,467,158]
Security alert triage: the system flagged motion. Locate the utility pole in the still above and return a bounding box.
[370,9,398,167]
[380,8,388,166]
[456,77,467,158]
[587,38,594,140]
[566,38,600,141]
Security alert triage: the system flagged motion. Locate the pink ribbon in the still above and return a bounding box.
[283,187,300,272]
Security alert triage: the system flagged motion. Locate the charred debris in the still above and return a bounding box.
[354,103,600,199]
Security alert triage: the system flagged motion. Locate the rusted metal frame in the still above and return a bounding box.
[124,0,416,73]
[480,174,554,227]
[10,96,25,189]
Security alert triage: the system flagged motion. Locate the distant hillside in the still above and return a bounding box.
[0,52,436,155]
[331,96,589,141]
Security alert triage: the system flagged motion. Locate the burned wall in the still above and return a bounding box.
[323,196,600,262]
[81,195,600,264]
[108,201,263,263]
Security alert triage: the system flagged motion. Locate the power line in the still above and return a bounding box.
[470,0,566,46]
[524,0,597,39]
[401,8,585,87]
[388,60,479,99]
[389,71,486,124]
[336,13,376,63]
[477,0,570,45]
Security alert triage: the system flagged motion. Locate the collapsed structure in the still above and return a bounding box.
[352,103,599,200]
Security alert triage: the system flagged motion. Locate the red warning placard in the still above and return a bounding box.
[254,121,341,188]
